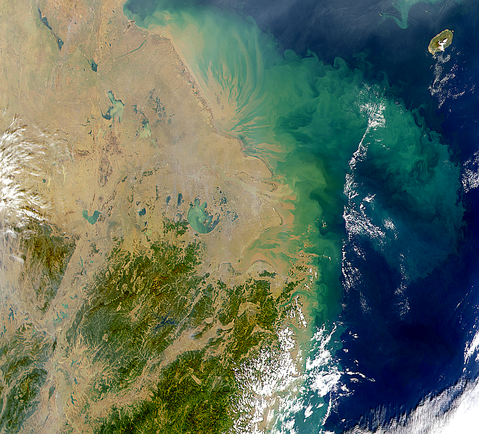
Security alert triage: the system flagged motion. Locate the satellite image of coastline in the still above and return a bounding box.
[2,0,479,433]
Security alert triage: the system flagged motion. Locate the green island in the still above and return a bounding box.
[428,29,453,55]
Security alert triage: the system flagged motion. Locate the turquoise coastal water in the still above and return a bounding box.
[124,0,464,430]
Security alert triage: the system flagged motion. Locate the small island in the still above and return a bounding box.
[428,29,453,55]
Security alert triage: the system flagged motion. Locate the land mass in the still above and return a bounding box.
[0,0,313,432]
[428,29,453,55]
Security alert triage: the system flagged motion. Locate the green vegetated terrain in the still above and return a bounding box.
[1,215,303,432]
[0,224,75,433]
[96,351,235,434]
[20,223,77,312]
[64,223,301,433]
[0,325,53,433]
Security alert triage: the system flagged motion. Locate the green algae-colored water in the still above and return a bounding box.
[120,1,464,431]
[0,0,470,433]
[124,0,463,324]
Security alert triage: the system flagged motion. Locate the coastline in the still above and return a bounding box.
[0,1,318,432]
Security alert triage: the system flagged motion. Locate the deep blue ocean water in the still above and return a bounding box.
[323,1,479,431]
[124,0,479,431]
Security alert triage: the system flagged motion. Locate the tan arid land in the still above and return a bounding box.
[0,1,316,432]
[0,0,281,267]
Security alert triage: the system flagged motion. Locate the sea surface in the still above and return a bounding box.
[124,0,479,432]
